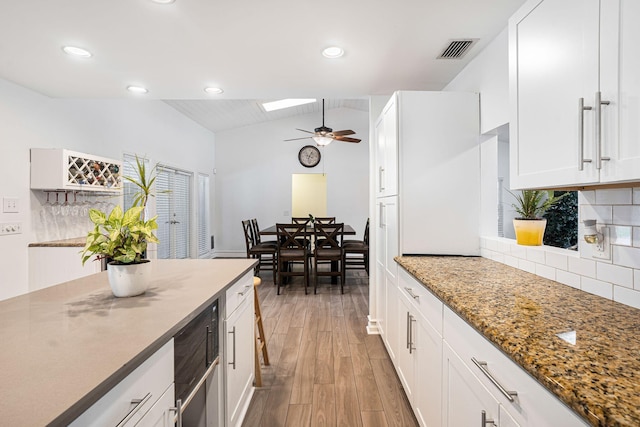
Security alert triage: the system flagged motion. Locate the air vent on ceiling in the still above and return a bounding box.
[437,39,477,59]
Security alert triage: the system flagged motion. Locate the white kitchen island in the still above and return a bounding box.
[0,258,256,426]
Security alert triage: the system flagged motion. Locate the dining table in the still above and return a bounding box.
[259,223,358,286]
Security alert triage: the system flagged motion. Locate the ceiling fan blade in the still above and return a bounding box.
[284,136,312,141]
[331,130,355,136]
[335,137,361,143]
[295,128,315,134]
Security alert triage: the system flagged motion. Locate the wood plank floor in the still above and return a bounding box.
[243,268,418,427]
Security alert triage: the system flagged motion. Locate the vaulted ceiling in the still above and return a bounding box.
[0,0,526,131]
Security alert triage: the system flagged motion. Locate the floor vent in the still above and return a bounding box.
[437,39,477,59]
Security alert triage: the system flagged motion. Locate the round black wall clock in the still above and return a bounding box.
[298,145,321,168]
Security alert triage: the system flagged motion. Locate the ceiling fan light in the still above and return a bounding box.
[322,46,344,59]
[313,136,333,146]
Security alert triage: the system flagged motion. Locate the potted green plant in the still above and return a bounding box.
[81,154,160,297]
[509,190,567,246]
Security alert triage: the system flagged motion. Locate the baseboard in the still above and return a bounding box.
[366,315,380,335]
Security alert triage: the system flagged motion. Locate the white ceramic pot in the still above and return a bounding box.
[107,260,151,297]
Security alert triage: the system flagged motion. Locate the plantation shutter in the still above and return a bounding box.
[156,166,192,259]
[197,173,211,258]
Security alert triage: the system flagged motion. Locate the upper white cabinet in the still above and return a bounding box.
[509,0,640,189]
[31,148,123,192]
[375,97,398,198]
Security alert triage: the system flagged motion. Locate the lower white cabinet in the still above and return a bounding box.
[384,266,589,427]
[28,246,102,292]
[443,342,518,427]
[224,273,255,427]
[70,340,175,427]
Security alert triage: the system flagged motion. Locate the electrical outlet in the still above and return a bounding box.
[0,222,22,235]
[3,197,18,213]
[592,226,611,261]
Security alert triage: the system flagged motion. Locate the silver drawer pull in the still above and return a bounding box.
[578,97,592,171]
[116,392,152,427]
[229,326,236,369]
[237,285,251,296]
[404,287,419,300]
[471,357,518,402]
[170,399,183,427]
[481,410,496,426]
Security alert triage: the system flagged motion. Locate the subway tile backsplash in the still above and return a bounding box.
[482,187,640,310]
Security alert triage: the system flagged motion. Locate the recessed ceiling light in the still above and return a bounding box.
[262,98,317,112]
[150,0,175,4]
[127,85,149,94]
[204,87,224,95]
[322,46,344,59]
[62,46,92,58]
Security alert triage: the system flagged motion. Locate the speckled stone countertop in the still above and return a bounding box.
[0,258,256,426]
[28,236,86,247]
[396,256,640,427]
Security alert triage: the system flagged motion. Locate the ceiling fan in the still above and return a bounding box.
[284,99,361,145]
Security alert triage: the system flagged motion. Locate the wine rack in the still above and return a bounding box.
[31,149,123,192]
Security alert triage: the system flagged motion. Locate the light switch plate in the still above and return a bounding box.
[3,197,18,213]
[0,222,22,235]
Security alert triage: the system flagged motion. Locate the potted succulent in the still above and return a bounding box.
[81,154,160,297]
[509,189,567,246]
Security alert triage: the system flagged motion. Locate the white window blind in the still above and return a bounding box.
[122,154,138,211]
[156,166,192,259]
[197,173,211,258]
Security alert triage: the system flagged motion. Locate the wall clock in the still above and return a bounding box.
[298,145,321,168]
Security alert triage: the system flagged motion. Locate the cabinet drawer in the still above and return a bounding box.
[70,340,174,427]
[443,308,587,427]
[225,272,253,316]
[398,267,443,335]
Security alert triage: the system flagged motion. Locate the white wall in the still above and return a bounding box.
[214,107,370,256]
[0,78,215,301]
[444,28,509,134]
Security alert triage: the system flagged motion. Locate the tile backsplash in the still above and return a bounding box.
[481,187,640,310]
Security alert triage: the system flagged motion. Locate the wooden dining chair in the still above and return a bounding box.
[251,218,277,247]
[242,220,277,285]
[343,218,369,277]
[314,217,336,224]
[276,223,311,295]
[314,222,345,294]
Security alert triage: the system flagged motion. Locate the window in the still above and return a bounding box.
[156,166,192,259]
[197,173,211,258]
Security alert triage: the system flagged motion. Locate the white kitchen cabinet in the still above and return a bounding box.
[375,196,398,357]
[443,307,588,427]
[375,97,398,198]
[69,340,174,427]
[443,342,505,427]
[30,148,123,192]
[509,0,640,189]
[28,246,102,292]
[224,273,255,427]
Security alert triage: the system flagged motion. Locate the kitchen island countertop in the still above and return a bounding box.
[396,255,640,427]
[0,258,256,426]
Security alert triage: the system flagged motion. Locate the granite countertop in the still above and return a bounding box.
[396,256,640,427]
[29,237,86,247]
[0,258,256,426]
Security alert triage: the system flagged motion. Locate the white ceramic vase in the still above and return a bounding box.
[107,260,152,297]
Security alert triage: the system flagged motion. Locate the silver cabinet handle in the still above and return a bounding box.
[578,97,593,171]
[116,392,152,427]
[408,314,416,354]
[237,285,251,296]
[406,311,410,350]
[404,287,419,300]
[481,410,496,426]
[595,91,611,170]
[471,357,518,402]
[170,398,183,427]
[229,326,236,369]
[379,167,385,192]
[379,203,385,228]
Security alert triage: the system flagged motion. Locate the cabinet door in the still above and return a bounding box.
[383,196,398,284]
[137,385,175,427]
[600,0,640,182]
[384,279,399,362]
[396,297,415,402]
[509,0,600,189]
[382,96,398,197]
[413,316,442,427]
[375,114,386,197]
[442,343,500,427]
[225,292,254,427]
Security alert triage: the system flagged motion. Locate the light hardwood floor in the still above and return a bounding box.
[242,268,418,427]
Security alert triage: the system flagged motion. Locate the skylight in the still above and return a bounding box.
[262,98,317,112]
